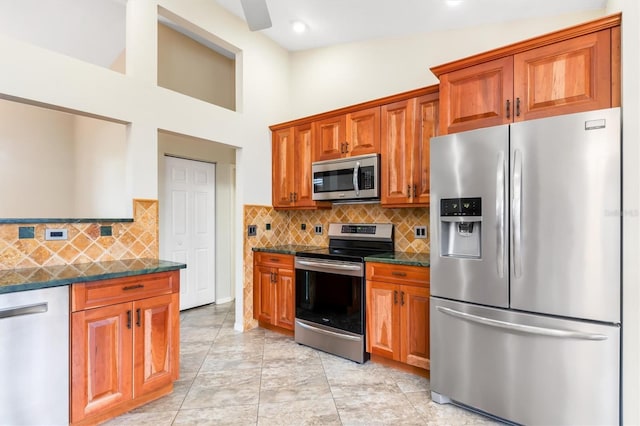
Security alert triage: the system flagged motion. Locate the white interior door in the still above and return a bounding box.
[162,155,216,310]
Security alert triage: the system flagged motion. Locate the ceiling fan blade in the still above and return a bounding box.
[240,0,272,31]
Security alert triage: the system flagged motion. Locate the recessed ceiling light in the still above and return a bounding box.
[446,0,464,6]
[292,20,307,34]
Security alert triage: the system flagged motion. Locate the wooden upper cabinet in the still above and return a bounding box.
[439,56,514,135]
[293,123,315,207]
[433,14,621,134]
[513,29,611,122]
[381,92,438,207]
[272,124,324,209]
[272,128,295,208]
[315,106,380,161]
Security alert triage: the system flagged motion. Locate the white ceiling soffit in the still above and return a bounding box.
[215,0,608,51]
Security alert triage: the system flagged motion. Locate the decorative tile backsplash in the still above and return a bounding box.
[0,199,158,270]
[242,203,430,330]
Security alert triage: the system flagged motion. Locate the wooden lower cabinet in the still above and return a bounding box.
[366,263,430,370]
[70,271,180,425]
[253,252,295,331]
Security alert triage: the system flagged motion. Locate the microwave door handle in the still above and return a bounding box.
[353,161,360,196]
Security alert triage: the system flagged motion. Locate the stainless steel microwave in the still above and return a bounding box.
[311,154,380,201]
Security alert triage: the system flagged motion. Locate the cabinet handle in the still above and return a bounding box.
[506,99,511,119]
[270,258,280,262]
[126,310,132,329]
[413,184,417,199]
[344,142,349,153]
[401,291,405,306]
[394,290,398,304]
[293,192,298,202]
[123,284,144,291]
[392,271,407,277]
[407,185,412,198]
[516,97,521,117]
[136,308,141,327]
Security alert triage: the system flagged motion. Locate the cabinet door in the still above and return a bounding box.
[413,94,439,204]
[347,107,381,157]
[381,99,414,206]
[366,281,400,360]
[253,264,275,324]
[439,56,514,134]
[514,29,611,122]
[293,123,315,207]
[272,128,295,208]
[315,115,346,161]
[275,267,295,330]
[71,303,133,423]
[400,285,430,370]
[133,293,177,397]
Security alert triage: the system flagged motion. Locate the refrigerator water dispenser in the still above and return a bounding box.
[439,197,481,259]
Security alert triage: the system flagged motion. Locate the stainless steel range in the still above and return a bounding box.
[294,223,394,363]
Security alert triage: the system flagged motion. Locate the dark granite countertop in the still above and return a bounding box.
[252,245,326,255]
[253,246,429,267]
[0,258,187,294]
[365,252,430,267]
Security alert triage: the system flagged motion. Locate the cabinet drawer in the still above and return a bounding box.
[71,271,179,312]
[254,252,294,268]
[366,262,429,287]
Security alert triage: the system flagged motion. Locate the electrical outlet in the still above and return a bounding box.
[45,228,68,241]
[301,223,306,231]
[314,224,323,235]
[248,224,257,237]
[266,223,271,231]
[414,226,427,239]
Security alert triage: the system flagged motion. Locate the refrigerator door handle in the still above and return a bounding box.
[496,151,505,278]
[512,149,523,278]
[436,306,608,341]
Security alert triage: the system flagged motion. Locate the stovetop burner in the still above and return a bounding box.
[296,223,394,262]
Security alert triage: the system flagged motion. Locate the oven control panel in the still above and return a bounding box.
[340,225,376,234]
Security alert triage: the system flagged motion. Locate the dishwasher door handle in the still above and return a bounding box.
[0,302,48,320]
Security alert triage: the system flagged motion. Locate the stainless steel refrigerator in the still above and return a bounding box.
[429,107,621,425]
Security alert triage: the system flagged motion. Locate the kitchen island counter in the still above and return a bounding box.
[0,258,186,294]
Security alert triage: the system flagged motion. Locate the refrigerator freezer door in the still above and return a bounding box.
[430,125,509,307]
[510,108,621,323]
[430,297,620,425]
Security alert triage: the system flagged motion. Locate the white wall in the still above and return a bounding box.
[288,10,603,117]
[73,116,127,218]
[0,100,75,217]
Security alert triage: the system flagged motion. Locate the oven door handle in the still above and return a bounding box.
[296,260,362,272]
[296,320,362,342]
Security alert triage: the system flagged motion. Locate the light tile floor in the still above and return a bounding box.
[105,301,501,425]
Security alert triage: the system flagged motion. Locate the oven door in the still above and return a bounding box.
[294,257,364,335]
[312,154,379,201]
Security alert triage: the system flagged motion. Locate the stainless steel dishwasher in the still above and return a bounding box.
[0,286,69,426]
